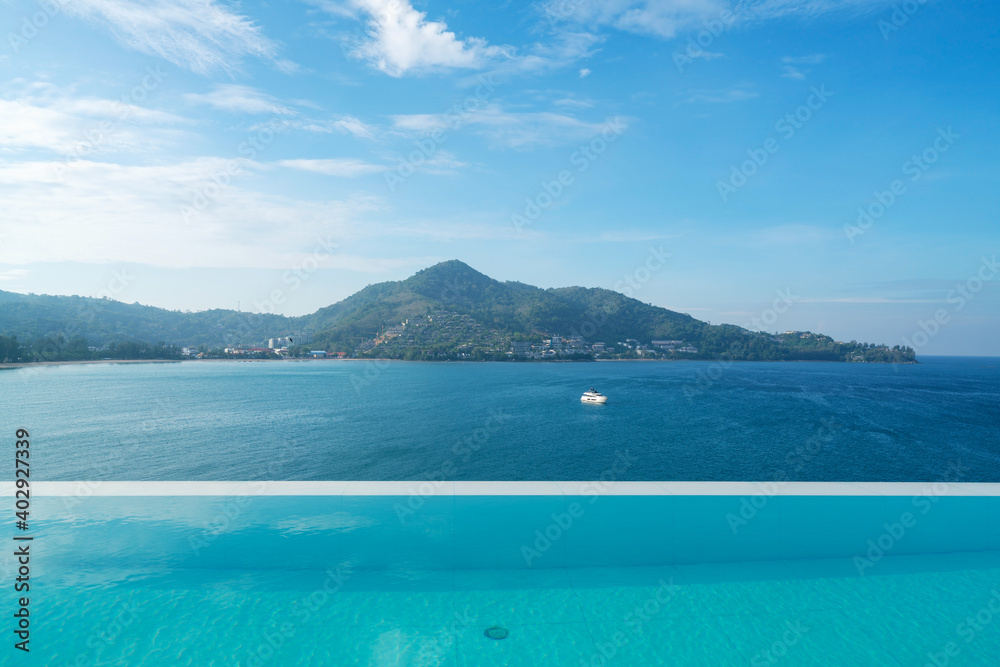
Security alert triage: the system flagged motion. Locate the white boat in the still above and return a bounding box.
[580,387,608,404]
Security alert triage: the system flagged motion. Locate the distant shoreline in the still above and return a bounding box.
[0,356,923,371]
[0,359,183,370]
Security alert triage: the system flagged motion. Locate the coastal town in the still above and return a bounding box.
[203,311,700,361]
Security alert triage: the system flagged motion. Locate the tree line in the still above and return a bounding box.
[0,335,182,363]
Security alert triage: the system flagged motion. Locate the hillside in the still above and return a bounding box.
[0,260,915,363]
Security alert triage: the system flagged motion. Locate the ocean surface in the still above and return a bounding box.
[1,357,997,481]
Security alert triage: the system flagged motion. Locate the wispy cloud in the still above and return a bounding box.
[5,80,182,124]
[542,0,899,39]
[0,87,186,155]
[783,54,827,64]
[688,50,724,62]
[479,31,602,79]
[185,84,295,115]
[250,118,336,134]
[553,97,594,109]
[0,269,29,282]
[748,0,893,22]
[682,85,758,104]
[0,154,505,271]
[830,278,998,304]
[278,158,386,177]
[391,104,628,149]
[780,53,826,79]
[540,0,723,39]
[797,297,941,304]
[334,115,377,140]
[781,65,807,80]
[62,0,279,75]
[0,158,384,269]
[402,150,467,175]
[589,231,680,243]
[0,99,103,154]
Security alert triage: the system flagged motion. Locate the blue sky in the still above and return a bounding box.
[0,0,997,355]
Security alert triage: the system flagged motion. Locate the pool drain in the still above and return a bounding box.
[484,626,509,640]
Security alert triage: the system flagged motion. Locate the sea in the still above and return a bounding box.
[1,356,997,482]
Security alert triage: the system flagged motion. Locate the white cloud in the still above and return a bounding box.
[0,269,29,282]
[389,113,449,133]
[579,68,591,78]
[0,158,383,269]
[391,104,628,149]
[0,88,186,156]
[543,0,898,39]
[344,0,511,76]
[477,31,602,79]
[687,49,724,62]
[249,114,379,136]
[0,99,94,153]
[781,65,806,80]
[591,231,680,242]
[797,297,940,304]
[0,154,510,271]
[783,54,827,64]
[62,0,278,75]
[467,110,622,149]
[542,0,726,39]
[278,158,386,177]
[682,86,758,104]
[8,79,182,124]
[253,118,335,134]
[185,85,294,115]
[334,115,377,139]
[554,97,594,108]
[408,150,467,175]
[780,53,826,79]
[749,0,892,21]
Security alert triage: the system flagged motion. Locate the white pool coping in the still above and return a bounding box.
[4,481,1000,496]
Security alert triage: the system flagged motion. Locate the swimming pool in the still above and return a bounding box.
[12,482,1000,665]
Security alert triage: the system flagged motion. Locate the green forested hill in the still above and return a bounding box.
[0,291,290,344]
[304,260,704,343]
[0,260,915,363]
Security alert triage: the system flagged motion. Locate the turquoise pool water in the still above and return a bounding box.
[19,492,1000,665]
[32,552,1000,666]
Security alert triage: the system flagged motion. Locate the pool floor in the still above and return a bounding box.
[37,550,1000,666]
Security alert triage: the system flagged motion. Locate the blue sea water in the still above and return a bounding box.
[0,356,997,481]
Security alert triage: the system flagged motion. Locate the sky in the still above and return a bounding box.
[0,0,997,355]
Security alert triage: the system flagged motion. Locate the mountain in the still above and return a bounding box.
[0,260,915,363]
[301,260,711,350]
[0,289,291,347]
